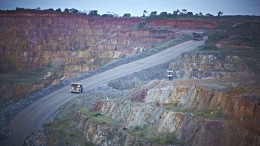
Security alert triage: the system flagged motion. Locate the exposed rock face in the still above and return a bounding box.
[0,11,218,73]
[0,11,183,73]
[169,53,254,79]
[81,80,259,146]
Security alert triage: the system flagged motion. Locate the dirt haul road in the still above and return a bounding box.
[11,40,205,145]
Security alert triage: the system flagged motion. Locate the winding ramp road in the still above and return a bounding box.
[11,40,205,145]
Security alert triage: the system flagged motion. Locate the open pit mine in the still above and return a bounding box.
[0,10,259,146]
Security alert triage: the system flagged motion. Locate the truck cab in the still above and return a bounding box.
[70,83,83,93]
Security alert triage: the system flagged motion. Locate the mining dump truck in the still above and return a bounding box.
[70,83,83,93]
[192,32,204,40]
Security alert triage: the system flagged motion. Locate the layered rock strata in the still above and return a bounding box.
[169,54,254,79]
[79,80,260,146]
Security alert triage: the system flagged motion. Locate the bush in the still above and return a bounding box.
[77,108,114,124]
[206,31,228,44]
[129,125,183,145]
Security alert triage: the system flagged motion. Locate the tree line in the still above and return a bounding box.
[2,7,224,18]
[143,9,224,18]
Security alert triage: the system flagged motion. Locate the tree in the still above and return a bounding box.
[143,10,147,17]
[158,12,168,19]
[64,8,69,12]
[199,12,204,16]
[181,9,187,15]
[173,9,180,15]
[16,7,26,11]
[187,12,193,16]
[123,13,131,18]
[46,8,54,11]
[56,8,61,12]
[150,11,157,17]
[159,12,167,17]
[102,14,114,17]
[217,11,223,16]
[205,13,213,17]
[89,10,98,16]
[69,8,79,13]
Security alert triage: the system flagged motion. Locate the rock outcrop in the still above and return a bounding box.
[77,80,259,146]
[169,53,254,79]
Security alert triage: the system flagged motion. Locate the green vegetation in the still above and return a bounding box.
[5,7,226,18]
[192,110,224,119]
[0,107,6,113]
[200,31,229,51]
[0,69,45,84]
[162,104,224,120]
[42,106,114,145]
[42,102,102,145]
[77,108,114,124]
[193,20,260,73]
[229,37,260,48]
[129,125,183,145]
[0,66,62,84]
[43,120,90,145]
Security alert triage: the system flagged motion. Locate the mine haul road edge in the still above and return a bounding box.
[11,40,205,145]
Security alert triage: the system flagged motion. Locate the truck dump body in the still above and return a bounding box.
[70,83,83,93]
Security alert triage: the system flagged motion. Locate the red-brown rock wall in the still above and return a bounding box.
[0,11,216,73]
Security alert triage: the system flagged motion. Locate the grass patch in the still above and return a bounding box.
[0,69,45,84]
[199,30,229,51]
[162,104,224,120]
[43,120,89,145]
[195,28,260,74]
[77,108,114,125]
[181,108,224,119]
[42,101,98,145]
[130,125,183,145]
[149,134,182,145]
[229,37,260,48]
[162,103,177,110]
[0,107,6,113]
[192,110,224,119]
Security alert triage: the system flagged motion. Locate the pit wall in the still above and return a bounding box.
[169,54,254,79]
[76,80,259,146]
[0,13,173,73]
[0,11,216,73]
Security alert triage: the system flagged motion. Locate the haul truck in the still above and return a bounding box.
[192,32,204,41]
[70,83,83,93]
